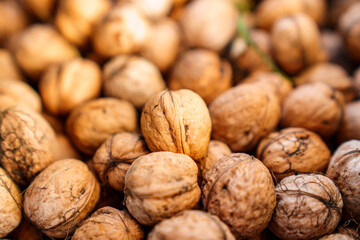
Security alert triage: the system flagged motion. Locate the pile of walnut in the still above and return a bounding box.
[1,0,360,239]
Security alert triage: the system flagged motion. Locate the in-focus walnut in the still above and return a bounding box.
[66,98,138,155]
[141,89,211,162]
[355,67,360,98]
[0,106,57,185]
[202,153,276,239]
[202,140,232,177]
[269,174,343,240]
[257,127,331,180]
[0,1,28,42]
[0,167,22,238]
[0,79,42,112]
[56,134,81,160]
[55,0,111,47]
[271,13,321,75]
[92,132,149,192]
[13,24,79,80]
[20,0,56,21]
[326,140,360,221]
[103,55,166,109]
[129,0,172,20]
[281,82,345,138]
[39,58,102,115]
[72,207,144,240]
[180,0,238,51]
[169,49,232,104]
[320,233,357,240]
[0,49,24,81]
[92,3,151,58]
[209,83,280,152]
[336,101,360,143]
[148,210,235,240]
[141,18,181,72]
[124,151,201,225]
[296,63,355,102]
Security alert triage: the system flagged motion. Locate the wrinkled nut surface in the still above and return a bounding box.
[0,49,24,81]
[24,159,100,238]
[141,89,211,161]
[72,207,144,240]
[92,132,149,192]
[66,98,138,155]
[326,140,360,220]
[336,101,360,143]
[0,167,22,238]
[202,140,232,176]
[281,82,345,138]
[169,49,232,104]
[257,127,331,180]
[129,0,172,20]
[0,106,57,185]
[148,210,235,240]
[124,152,201,225]
[202,153,276,239]
[269,174,343,240]
[210,83,280,152]
[103,55,166,109]
[39,58,102,115]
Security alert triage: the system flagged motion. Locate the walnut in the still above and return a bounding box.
[0,0,28,42]
[0,106,57,185]
[269,174,343,240]
[209,83,280,152]
[319,233,357,240]
[20,0,56,21]
[169,49,232,104]
[129,0,172,20]
[72,207,144,240]
[202,153,276,239]
[39,58,102,115]
[281,82,345,138]
[141,89,211,161]
[336,101,360,143]
[0,49,24,81]
[103,55,166,109]
[55,134,81,160]
[179,0,238,51]
[202,140,231,176]
[148,210,235,240]
[0,167,22,238]
[320,30,347,65]
[271,13,321,75]
[124,151,201,225]
[257,127,331,180]
[92,132,149,192]
[24,159,100,238]
[354,67,360,98]
[66,98,138,155]
[326,140,360,221]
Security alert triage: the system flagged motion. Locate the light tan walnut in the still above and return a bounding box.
[0,0,29,41]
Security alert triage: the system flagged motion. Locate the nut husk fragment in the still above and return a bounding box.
[0,49,24,81]
[72,207,144,240]
[336,101,360,143]
[24,159,100,238]
[124,151,201,226]
[148,210,235,240]
[269,174,343,240]
[202,153,276,239]
[202,140,232,176]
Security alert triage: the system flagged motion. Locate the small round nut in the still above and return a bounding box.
[141,89,211,161]
[202,153,276,239]
[124,151,201,225]
[0,0,28,41]
[336,101,360,143]
[103,55,166,109]
[129,0,172,20]
[0,167,22,238]
[169,49,232,104]
[257,127,331,180]
[66,98,138,155]
[202,140,232,177]
[72,207,144,240]
[0,49,24,81]
[24,159,100,238]
[269,174,343,240]
[148,210,235,240]
[92,132,149,192]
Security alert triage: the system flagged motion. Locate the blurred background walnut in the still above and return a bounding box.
[336,101,360,143]
[129,0,172,20]
[0,49,24,81]
[20,0,56,21]
[202,140,232,176]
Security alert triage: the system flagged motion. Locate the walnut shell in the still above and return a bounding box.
[257,127,331,180]
[141,89,211,161]
[169,49,232,104]
[269,174,343,240]
[0,0,28,41]
[148,210,235,240]
[355,67,360,98]
[103,55,166,109]
[336,101,360,143]
[20,0,56,21]
[202,153,276,239]
[326,140,360,221]
[281,82,345,138]
[39,58,102,115]
[72,207,144,240]
[0,106,57,185]
[0,49,24,81]
[209,83,280,152]
[55,134,81,160]
[129,0,172,20]
[202,140,232,177]
[92,132,149,192]
[319,233,357,240]
[24,159,100,238]
[0,167,22,238]
[124,151,201,225]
